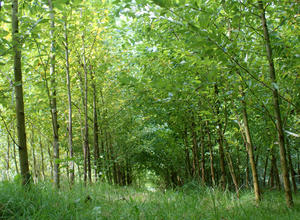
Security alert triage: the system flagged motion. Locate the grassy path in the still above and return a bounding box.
[0,181,299,219]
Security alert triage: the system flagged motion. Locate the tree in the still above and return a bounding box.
[48,0,60,189]
[258,0,293,207]
[12,0,30,185]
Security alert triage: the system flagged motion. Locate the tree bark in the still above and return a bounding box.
[214,84,226,190]
[12,126,19,174]
[31,127,38,182]
[258,1,293,207]
[47,144,53,179]
[200,129,205,184]
[205,121,215,186]
[183,126,192,178]
[286,139,297,193]
[48,0,60,189]
[39,137,45,181]
[263,150,269,187]
[81,24,91,183]
[92,70,100,181]
[191,121,201,180]
[270,150,281,190]
[6,135,10,172]
[240,88,261,201]
[225,150,239,198]
[64,17,74,185]
[12,0,30,185]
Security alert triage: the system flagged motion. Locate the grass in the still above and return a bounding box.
[0,181,299,220]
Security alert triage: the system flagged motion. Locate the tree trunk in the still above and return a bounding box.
[12,126,19,174]
[39,137,45,181]
[205,121,215,186]
[270,150,281,190]
[92,71,100,181]
[48,0,60,189]
[81,24,91,183]
[245,154,249,189]
[225,150,239,198]
[240,87,261,201]
[6,135,10,172]
[77,105,87,185]
[298,150,300,183]
[286,139,297,193]
[183,127,192,178]
[200,129,205,184]
[258,1,293,207]
[214,84,226,190]
[263,151,269,187]
[31,127,38,182]
[47,144,53,179]
[12,0,30,185]
[64,17,74,186]
[191,121,201,180]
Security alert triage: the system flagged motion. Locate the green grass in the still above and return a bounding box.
[0,181,299,220]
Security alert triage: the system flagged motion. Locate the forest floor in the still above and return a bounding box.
[0,181,299,220]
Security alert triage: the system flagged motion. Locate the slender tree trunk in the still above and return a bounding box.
[206,122,215,186]
[214,84,226,190]
[269,157,274,188]
[77,105,87,185]
[240,88,261,201]
[92,71,100,181]
[99,90,113,184]
[258,1,293,207]
[245,154,249,189]
[225,150,239,198]
[12,0,30,185]
[270,150,281,190]
[47,144,53,179]
[183,127,192,178]
[80,24,91,183]
[191,121,201,180]
[31,127,38,182]
[298,150,300,183]
[64,17,74,186]
[286,139,297,193]
[263,151,269,187]
[39,137,45,181]
[48,0,60,189]
[6,135,10,172]
[12,126,19,174]
[200,130,205,184]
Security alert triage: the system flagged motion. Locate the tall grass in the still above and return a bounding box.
[0,180,299,219]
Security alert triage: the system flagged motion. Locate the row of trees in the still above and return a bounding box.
[0,0,299,207]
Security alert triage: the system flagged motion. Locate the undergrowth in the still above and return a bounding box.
[0,181,299,219]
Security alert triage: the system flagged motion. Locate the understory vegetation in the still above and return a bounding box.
[0,181,299,220]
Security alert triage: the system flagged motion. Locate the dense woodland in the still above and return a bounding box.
[0,0,299,212]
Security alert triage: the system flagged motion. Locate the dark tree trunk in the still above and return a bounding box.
[263,151,269,187]
[205,122,215,186]
[92,71,100,181]
[286,139,297,193]
[214,84,226,190]
[12,0,30,185]
[191,121,201,180]
[183,127,192,178]
[200,130,205,184]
